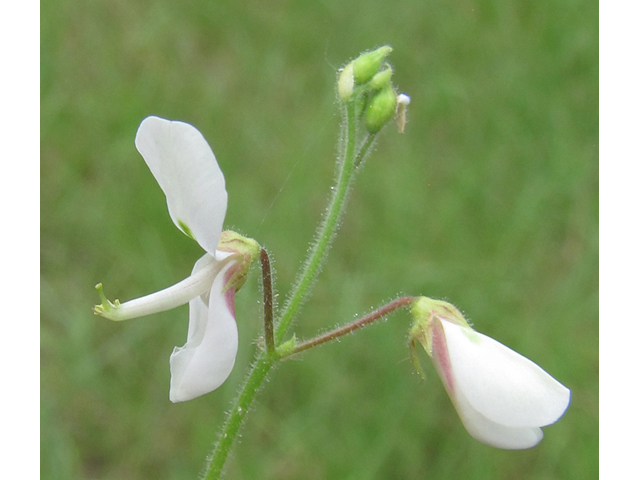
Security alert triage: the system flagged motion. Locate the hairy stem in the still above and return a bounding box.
[203,101,360,479]
[275,102,369,344]
[203,355,273,480]
[260,249,275,355]
[282,297,415,358]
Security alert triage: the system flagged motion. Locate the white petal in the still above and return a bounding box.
[97,253,220,321]
[453,391,544,449]
[135,116,227,255]
[430,319,544,449]
[169,261,238,402]
[439,319,571,428]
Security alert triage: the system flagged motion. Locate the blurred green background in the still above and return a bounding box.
[41,0,598,478]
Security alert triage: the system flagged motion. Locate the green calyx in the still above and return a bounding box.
[411,297,470,328]
[217,230,261,293]
[409,297,470,356]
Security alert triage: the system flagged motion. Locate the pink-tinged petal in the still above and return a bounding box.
[440,320,571,428]
[135,116,227,256]
[169,261,238,402]
[430,317,456,394]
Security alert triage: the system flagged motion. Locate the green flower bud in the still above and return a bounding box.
[365,86,397,133]
[369,67,393,90]
[217,230,261,292]
[352,46,393,84]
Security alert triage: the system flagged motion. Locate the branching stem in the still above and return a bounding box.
[204,100,362,479]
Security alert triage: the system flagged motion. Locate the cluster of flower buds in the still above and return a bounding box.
[338,46,411,133]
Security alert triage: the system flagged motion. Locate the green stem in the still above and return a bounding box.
[203,355,273,480]
[203,100,363,479]
[275,101,360,344]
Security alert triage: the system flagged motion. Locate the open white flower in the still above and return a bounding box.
[94,116,259,403]
[410,297,571,449]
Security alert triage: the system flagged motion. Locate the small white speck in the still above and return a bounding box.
[397,93,411,105]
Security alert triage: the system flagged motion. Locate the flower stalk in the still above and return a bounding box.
[281,296,415,359]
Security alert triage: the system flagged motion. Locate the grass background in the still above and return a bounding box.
[41,0,598,478]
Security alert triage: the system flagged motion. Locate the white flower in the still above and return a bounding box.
[95,116,258,403]
[410,297,571,449]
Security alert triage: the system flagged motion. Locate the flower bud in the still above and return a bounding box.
[369,67,393,91]
[217,230,260,292]
[352,45,393,84]
[337,62,355,101]
[365,86,398,133]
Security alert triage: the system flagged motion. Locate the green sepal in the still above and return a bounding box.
[411,297,469,328]
[409,338,427,380]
